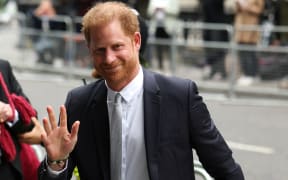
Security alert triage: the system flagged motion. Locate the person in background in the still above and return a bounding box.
[0,59,45,180]
[38,2,244,180]
[147,0,180,70]
[275,0,288,88]
[272,0,288,45]
[234,0,264,86]
[34,0,148,34]
[201,0,232,80]
[34,0,149,66]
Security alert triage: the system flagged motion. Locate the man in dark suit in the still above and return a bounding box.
[0,59,44,180]
[38,2,244,180]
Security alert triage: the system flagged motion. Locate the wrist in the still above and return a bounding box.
[47,155,69,171]
[7,105,15,122]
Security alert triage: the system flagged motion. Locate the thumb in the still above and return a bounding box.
[70,121,80,142]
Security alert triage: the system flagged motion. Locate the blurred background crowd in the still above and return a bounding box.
[1,2,288,179]
[1,0,288,89]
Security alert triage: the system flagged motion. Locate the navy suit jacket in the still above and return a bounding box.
[38,68,244,180]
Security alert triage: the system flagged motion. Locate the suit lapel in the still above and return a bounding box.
[88,81,110,180]
[143,69,161,180]
[87,70,162,180]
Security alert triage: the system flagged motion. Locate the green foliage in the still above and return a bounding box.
[0,0,8,10]
[73,166,80,180]
[140,55,150,68]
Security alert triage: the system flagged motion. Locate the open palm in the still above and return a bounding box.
[41,105,80,161]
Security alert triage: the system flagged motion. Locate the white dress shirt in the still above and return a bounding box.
[107,66,149,180]
[47,67,149,179]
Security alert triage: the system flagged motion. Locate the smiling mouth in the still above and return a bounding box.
[103,65,120,73]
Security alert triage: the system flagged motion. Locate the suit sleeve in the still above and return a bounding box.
[0,60,35,134]
[188,81,244,180]
[38,91,75,180]
[3,60,28,100]
[38,160,69,180]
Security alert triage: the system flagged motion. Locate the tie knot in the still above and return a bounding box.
[114,93,122,104]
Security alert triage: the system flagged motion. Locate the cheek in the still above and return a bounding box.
[90,56,101,68]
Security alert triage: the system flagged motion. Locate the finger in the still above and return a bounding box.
[41,133,48,148]
[31,117,38,123]
[32,117,44,130]
[42,117,52,135]
[47,105,58,129]
[70,121,80,142]
[59,105,67,128]
[31,117,42,129]
[30,117,38,128]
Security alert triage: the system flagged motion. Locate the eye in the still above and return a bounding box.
[113,43,123,50]
[92,48,105,55]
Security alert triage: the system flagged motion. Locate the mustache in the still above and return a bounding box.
[100,61,120,69]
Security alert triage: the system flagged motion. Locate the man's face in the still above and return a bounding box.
[88,20,141,91]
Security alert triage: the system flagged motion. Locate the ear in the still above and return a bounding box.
[134,32,141,51]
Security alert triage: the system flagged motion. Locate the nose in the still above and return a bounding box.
[104,49,116,64]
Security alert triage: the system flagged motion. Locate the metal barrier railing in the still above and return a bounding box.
[15,13,288,96]
[17,13,87,68]
[194,160,213,180]
[147,20,288,97]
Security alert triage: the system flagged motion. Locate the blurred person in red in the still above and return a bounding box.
[0,59,45,180]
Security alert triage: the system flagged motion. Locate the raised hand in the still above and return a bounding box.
[18,117,46,144]
[0,101,13,123]
[41,105,80,169]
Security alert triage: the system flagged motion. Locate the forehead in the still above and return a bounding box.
[92,20,124,36]
[89,21,131,46]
